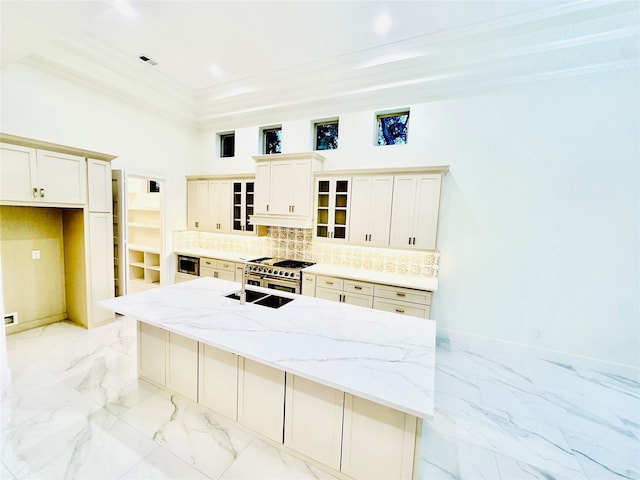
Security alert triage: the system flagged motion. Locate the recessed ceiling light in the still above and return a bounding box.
[375,13,392,35]
[210,64,224,78]
[113,0,137,20]
[139,55,158,66]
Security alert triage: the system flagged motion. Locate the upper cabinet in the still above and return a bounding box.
[389,174,442,250]
[0,143,86,206]
[349,175,394,247]
[251,152,324,229]
[318,167,447,251]
[187,175,256,235]
[315,177,350,242]
[232,180,255,234]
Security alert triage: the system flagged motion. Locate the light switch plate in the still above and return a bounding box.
[32,250,40,259]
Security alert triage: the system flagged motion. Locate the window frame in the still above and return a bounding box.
[375,110,410,146]
[313,119,339,151]
[219,131,235,158]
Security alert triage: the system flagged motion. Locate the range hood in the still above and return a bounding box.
[249,152,324,229]
[249,213,314,229]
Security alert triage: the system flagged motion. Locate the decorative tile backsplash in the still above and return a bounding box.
[174,228,439,278]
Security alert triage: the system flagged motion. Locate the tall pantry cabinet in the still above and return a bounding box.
[0,135,116,332]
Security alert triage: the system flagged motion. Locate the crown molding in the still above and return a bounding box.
[13,1,638,132]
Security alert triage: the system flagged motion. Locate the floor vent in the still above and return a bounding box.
[4,312,18,326]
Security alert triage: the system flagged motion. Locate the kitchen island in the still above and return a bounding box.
[100,277,436,479]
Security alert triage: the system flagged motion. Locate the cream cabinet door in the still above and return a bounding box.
[88,212,115,327]
[254,162,271,214]
[315,287,342,303]
[138,321,166,387]
[389,174,442,250]
[208,179,232,232]
[166,332,198,401]
[343,292,373,308]
[341,394,418,480]
[0,143,37,203]
[199,344,238,420]
[237,357,285,442]
[290,160,312,216]
[187,180,209,230]
[301,273,316,297]
[349,176,393,247]
[87,159,112,213]
[284,375,344,470]
[268,160,294,215]
[36,149,86,205]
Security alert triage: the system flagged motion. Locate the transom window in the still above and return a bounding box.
[376,110,409,146]
[262,127,282,154]
[219,132,235,158]
[314,120,339,151]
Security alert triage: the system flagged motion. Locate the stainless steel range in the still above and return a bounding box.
[245,257,315,294]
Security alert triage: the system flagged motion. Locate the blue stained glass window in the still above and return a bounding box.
[263,127,282,154]
[315,121,339,150]
[377,111,409,145]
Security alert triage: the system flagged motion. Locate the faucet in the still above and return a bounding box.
[239,261,248,304]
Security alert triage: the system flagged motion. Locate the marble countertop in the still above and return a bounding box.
[100,277,436,418]
[302,264,438,291]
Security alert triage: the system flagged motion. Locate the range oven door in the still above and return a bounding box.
[245,273,263,288]
[263,277,299,295]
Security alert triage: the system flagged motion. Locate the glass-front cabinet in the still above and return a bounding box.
[315,177,349,242]
[232,180,255,234]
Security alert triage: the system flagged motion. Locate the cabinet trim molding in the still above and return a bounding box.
[316,165,449,177]
[0,133,116,162]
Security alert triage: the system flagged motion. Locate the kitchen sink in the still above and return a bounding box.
[225,289,269,303]
[225,289,294,309]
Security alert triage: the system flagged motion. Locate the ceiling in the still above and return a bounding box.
[1,1,637,128]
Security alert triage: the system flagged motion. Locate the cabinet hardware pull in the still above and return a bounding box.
[408,237,411,245]
[354,286,362,290]
[340,294,344,302]
[33,188,38,198]
[291,205,294,213]
[412,237,416,245]
[395,308,405,313]
[326,281,333,285]
[40,188,45,198]
[364,234,367,241]
[266,204,269,212]
[396,292,406,297]
[368,234,372,242]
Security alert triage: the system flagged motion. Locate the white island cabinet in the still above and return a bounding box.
[101,277,435,480]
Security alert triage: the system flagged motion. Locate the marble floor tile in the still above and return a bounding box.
[218,439,340,480]
[121,390,254,479]
[3,317,639,480]
[419,428,500,479]
[120,445,211,479]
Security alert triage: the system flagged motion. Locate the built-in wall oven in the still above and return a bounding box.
[245,257,315,295]
[177,255,200,276]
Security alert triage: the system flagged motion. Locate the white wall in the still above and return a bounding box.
[2,60,637,367]
[0,63,199,283]
[198,68,639,367]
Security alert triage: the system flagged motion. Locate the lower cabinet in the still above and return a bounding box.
[341,394,419,480]
[137,322,198,401]
[166,331,198,402]
[199,344,238,420]
[137,322,421,479]
[237,357,285,442]
[137,322,166,387]
[284,374,344,470]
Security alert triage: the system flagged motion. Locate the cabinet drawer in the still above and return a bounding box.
[217,260,235,272]
[201,257,216,268]
[373,285,432,306]
[201,257,235,272]
[316,275,344,291]
[344,280,373,296]
[373,298,430,319]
